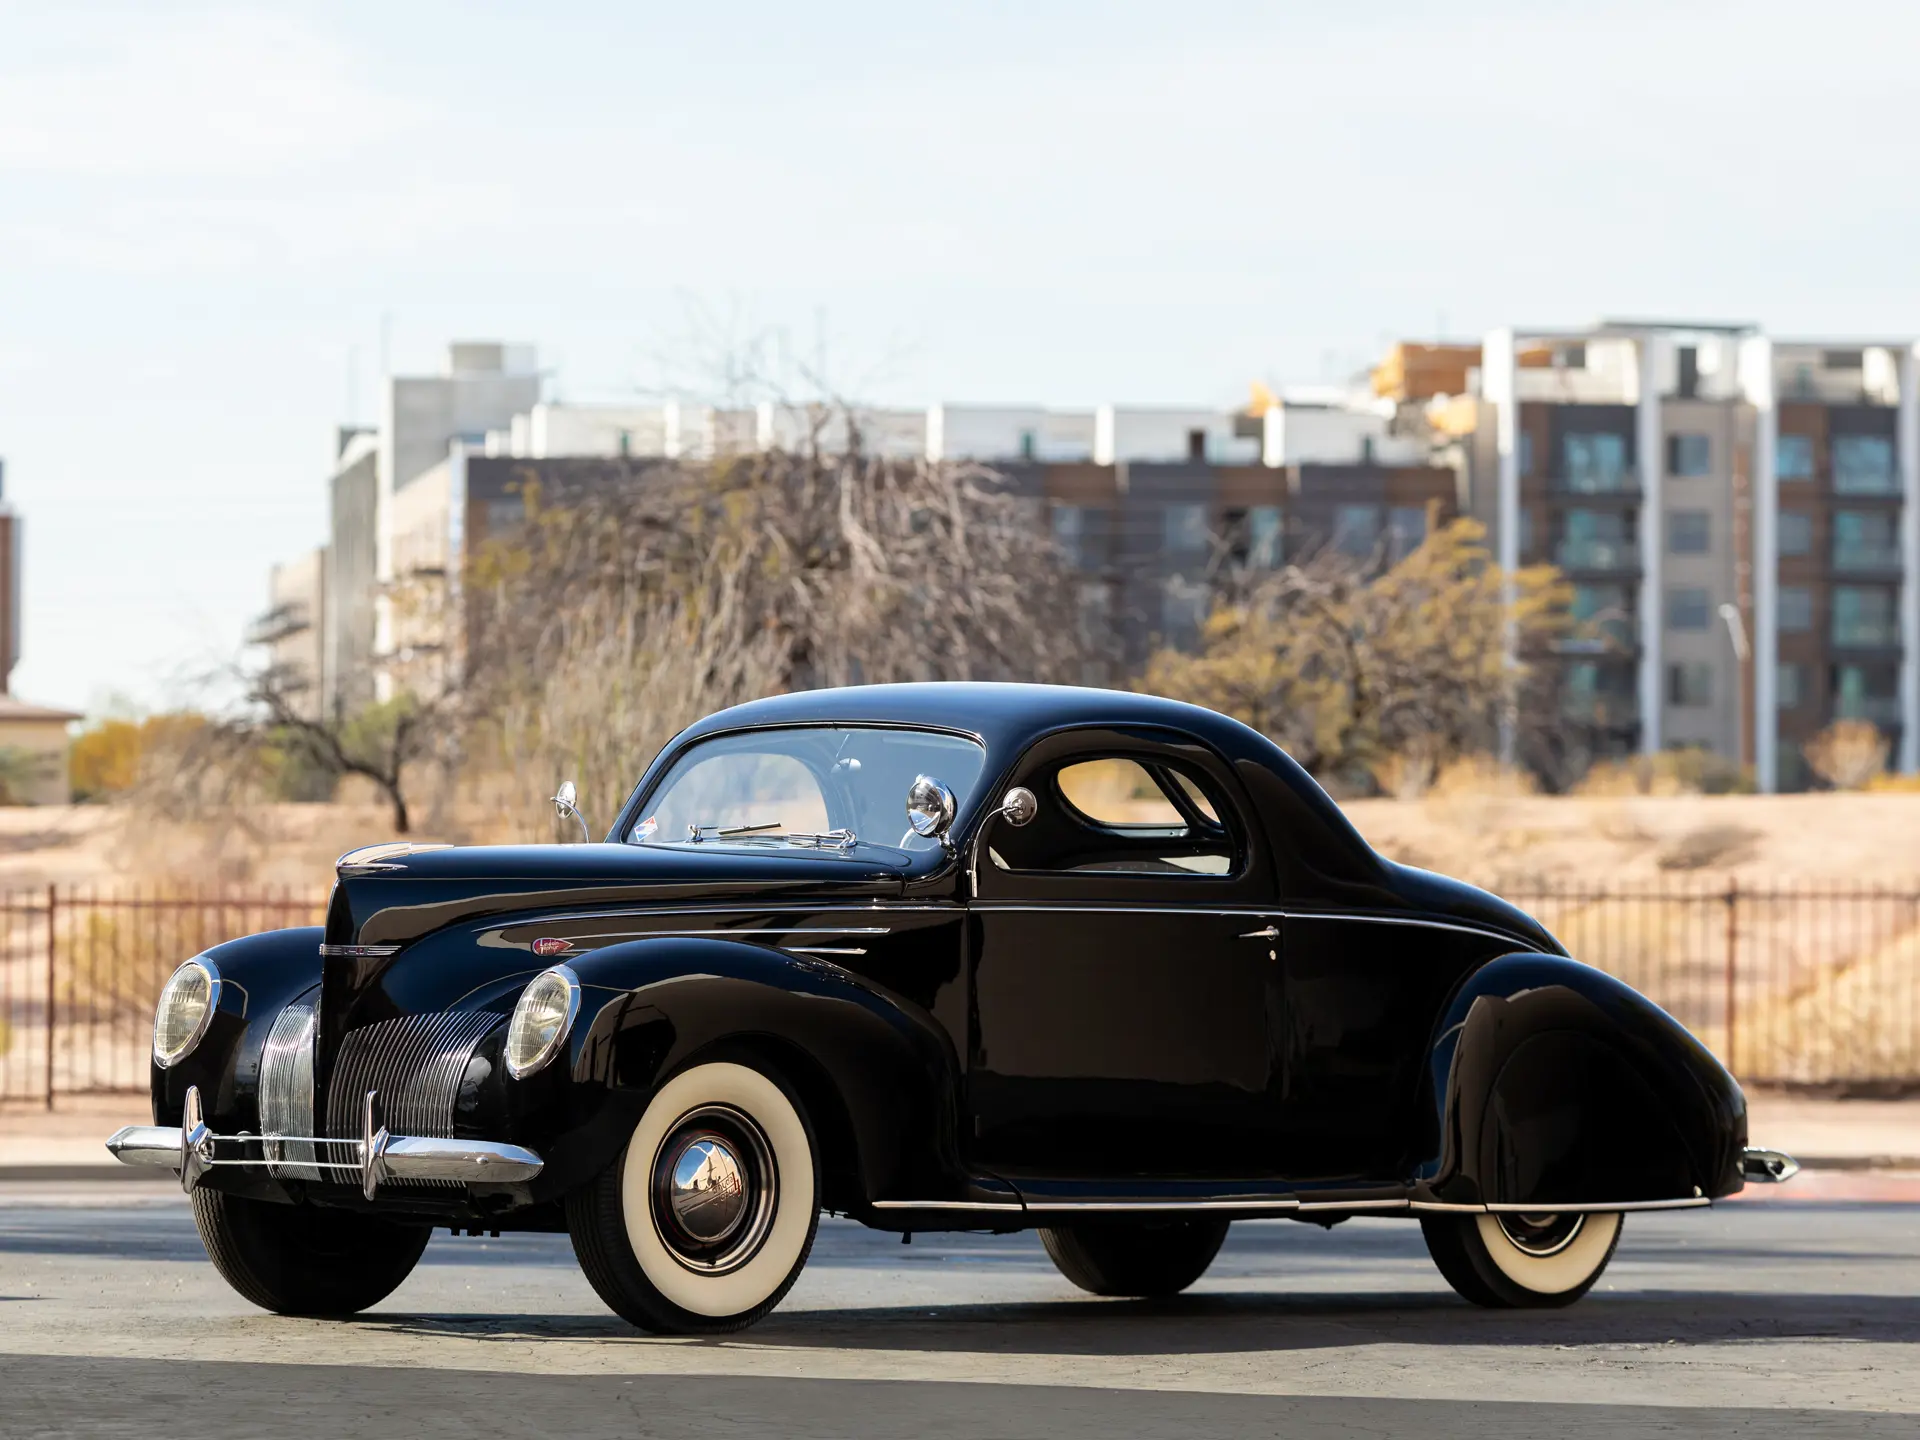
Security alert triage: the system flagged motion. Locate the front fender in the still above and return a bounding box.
[513,937,964,1211]
[151,926,324,1134]
[1417,952,1747,1207]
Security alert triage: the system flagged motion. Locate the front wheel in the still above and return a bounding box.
[1421,1210,1622,1308]
[1040,1216,1229,1297]
[567,1059,820,1334]
[191,1189,430,1316]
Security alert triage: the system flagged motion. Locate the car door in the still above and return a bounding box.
[964,726,1284,1181]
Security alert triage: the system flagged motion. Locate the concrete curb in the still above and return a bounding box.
[0,1165,172,1183]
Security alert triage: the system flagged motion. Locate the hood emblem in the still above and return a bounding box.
[531,937,575,958]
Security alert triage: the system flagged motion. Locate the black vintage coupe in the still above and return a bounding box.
[110,683,1796,1330]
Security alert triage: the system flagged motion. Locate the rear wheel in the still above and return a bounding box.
[568,1059,820,1334]
[1421,1210,1622,1308]
[1039,1216,1229,1297]
[191,1188,429,1316]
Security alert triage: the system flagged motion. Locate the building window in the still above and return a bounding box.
[1186,429,1207,462]
[1562,432,1631,493]
[484,496,526,534]
[1247,506,1283,567]
[1777,511,1813,556]
[1778,586,1812,633]
[1833,586,1897,647]
[1833,509,1898,571]
[1019,429,1037,461]
[1777,433,1815,480]
[1518,431,1534,478]
[1833,434,1896,494]
[1667,433,1711,477]
[1833,663,1897,722]
[1162,503,1209,562]
[1387,505,1428,562]
[1777,662,1803,710]
[1668,510,1711,554]
[1558,508,1633,570]
[1667,662,1713,707]
[1332,504,1382,558]
[1572,583,1634,649]
[1667,587,1712,630]
[1052,504,1110,571]
[1160,579,1209,648]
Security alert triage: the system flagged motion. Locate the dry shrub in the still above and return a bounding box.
[1866,770,1920,793]
[1573,749,1751,797]
[1804,719,1890,791]
[1429,754,1539,799]
[1741,923,1920,1085]
[1656,823,1759,872]
[1367,745,1441,801]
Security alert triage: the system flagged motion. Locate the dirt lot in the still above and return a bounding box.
[0,791,1915,896]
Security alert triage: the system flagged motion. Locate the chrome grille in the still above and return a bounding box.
[324,1011,502,1187]
[259,1001,320,1181]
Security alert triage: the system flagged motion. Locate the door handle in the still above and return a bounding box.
[1237,925,1279,940]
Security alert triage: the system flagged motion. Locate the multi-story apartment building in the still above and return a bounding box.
[1474,322,1920,789]
[1754,339,1919,788]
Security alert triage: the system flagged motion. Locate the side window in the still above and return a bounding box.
[993,755,1238,877]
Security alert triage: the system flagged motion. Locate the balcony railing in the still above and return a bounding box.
[1834,695,1903,724]
[1833,545,1902,573]
[1561,693,1639,728]
[1833,622,1902,648]
[1555,538,1640,571]
[1550,469,1640,497]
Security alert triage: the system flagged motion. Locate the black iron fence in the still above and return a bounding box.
[1,881,1917,1103]
[0,888,326,1105]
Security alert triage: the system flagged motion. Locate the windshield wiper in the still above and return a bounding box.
[684,822,858,851]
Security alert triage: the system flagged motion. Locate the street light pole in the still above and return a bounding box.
[1719,602,1752,776]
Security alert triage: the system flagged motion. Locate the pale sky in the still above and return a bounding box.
[2,1,1917,714]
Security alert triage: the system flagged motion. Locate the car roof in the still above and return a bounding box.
[675,682,1265,758]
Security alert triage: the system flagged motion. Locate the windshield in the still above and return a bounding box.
[627,726,988,854]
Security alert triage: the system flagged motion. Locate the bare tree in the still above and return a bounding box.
[461,422,1097,832]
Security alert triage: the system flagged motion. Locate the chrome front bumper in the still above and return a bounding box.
[106,1085,543,1201]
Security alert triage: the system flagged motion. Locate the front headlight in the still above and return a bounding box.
[506,965,580,1079]
[153,959,219,1068]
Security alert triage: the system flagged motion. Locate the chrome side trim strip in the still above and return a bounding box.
[516,903,959,926]
[870,1199,1025,1212]
[1296,1198,1410,1212]
[968,904,1532,950]
[565,926,893,940]
[869,1194,1715,1215]
[319,944,401,959]
[786,945,867,955]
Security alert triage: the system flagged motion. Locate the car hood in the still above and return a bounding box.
[327,842,912,951]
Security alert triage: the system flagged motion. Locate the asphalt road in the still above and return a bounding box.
[0,1184,1915,1438]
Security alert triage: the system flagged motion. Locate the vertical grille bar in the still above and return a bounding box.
[259,1001,319,1181]
[322,1011,501,1187]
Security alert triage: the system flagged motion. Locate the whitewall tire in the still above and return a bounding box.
[1421,1210,1622,1308]
[567,1060,820,1334]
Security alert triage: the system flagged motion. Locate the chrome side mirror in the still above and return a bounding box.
[997,787,1038,827]
[551,780,590,843]
[965,785,1039,892]
[905,774,957,840]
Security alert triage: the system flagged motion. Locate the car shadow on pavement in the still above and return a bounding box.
[355,1288,1920,1354]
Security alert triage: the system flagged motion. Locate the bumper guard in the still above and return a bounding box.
[105,1085,543,1200]
[1741,1147,1800,1183]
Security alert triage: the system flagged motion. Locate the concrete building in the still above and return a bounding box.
[257,344,542,717]
[247,547,327,720]
[1472,321,1919,789]
[0,460,21,695]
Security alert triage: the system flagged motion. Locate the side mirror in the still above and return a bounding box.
[551,780,590,843]
[905,775,957,840]
[997,787,1038,828]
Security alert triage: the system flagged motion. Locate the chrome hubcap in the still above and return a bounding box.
[666,1137,748,1243]
[1497,1211,1585,1257]
[650,1105,777,1275]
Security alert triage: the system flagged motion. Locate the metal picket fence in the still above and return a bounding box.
[1,881,1918,1104]
[0,887,327,1106]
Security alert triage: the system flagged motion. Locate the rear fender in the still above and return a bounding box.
[520,937,963,1211]
[1417,952,1748,1207]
